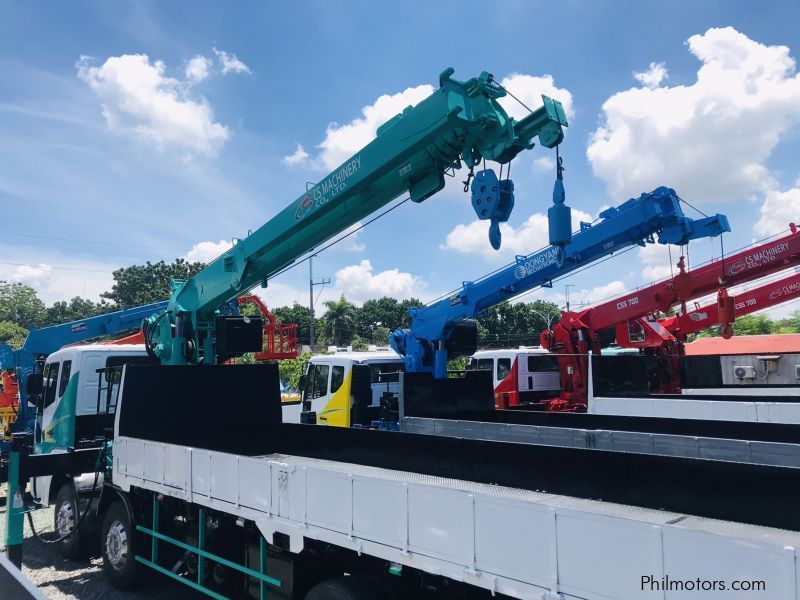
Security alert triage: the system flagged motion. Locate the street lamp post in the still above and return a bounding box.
[530,308,559,331]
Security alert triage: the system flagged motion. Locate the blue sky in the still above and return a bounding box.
[2,1,800,319]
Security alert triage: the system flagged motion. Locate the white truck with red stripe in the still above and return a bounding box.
[467,347,560,408]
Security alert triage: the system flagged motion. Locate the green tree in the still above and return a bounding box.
[447,355,468,376]
[321,295,357,346]
[695,313,782,338]
[774,310,800,334]
[278,352,312,389]
[733,314,774,336]
[355,297,411,336]
[272,304,312,345]
[476,300,560,348]
[0,282,46,328]
[101,258,205,307]
[399,298,425,328]
[43,296,111,326]
[350,334,369,351]
[0,320,29,348]
[372,326,391,346]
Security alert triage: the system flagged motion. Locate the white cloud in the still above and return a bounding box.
[587,27,800,204]
[633,62,668,88]
[8,263,54,291]
[77,54,230,156]
[533,156,555,172]
[333,260,422,303]
[581,280,628,306]
[185,55,211,82]
[252,281,306,309]
[496,73,575,122]
[213,47,251,75]
[282,143,310,167]
[442,208,593,258]
[755,187,800,236]
[638,243,681,281]
[530,280,628,311]
[315,84,434,171]
[331,222,366,252]
[0,246,115,305]
[184,239,233,263]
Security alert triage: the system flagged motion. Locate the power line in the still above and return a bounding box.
[0,260,114,274]
[0,230,185,253]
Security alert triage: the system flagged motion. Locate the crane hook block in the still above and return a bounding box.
[470,169,515,250]
[548,176,572,248]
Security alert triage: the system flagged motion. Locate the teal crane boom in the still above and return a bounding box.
[145,69,568,365]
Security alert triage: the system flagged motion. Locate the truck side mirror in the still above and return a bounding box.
[26,373,43,395]
[298,374,307,392]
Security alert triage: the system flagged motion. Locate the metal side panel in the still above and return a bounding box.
[402,417,800,468]
[112,437,800,600]
[590,396,800,424]
[660,526,797,599]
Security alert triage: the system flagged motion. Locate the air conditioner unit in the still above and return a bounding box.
[733,365,756,379]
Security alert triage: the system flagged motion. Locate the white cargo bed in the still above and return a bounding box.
[590,394,800,424]
[113,435,800,600]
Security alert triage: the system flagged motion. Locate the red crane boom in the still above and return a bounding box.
[542,225,800,410]
[660,271,800,340]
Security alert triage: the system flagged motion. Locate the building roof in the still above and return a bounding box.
[684,334,800,356]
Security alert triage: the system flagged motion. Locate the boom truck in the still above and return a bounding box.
[3,67,565,586]
[540,225,800,410]
[295,187,729,424]
[467,270,800,411]
[387,190,728,380]
[7,67,800,600]
[140,68,569,368]
[612,269,800,392]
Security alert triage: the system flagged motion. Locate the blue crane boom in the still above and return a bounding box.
[144,69,569,365]
[390,187,730,378]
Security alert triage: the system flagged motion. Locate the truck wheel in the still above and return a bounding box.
[101,500,140,590]
[305,576,384,600]
[54,482,84,559]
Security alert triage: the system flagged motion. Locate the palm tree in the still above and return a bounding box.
[322,295,357,346]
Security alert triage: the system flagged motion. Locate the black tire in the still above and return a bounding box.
[101,500,140,590]
[54,482,84,559]
[305,575,385,600]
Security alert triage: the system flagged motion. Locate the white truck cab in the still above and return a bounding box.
[32,344,150,506]
[289,349,404,427]
[467,346,561,408]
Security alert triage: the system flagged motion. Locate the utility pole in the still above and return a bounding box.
[308,255,330,350]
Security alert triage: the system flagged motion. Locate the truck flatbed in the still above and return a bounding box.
[113,434,800,600]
